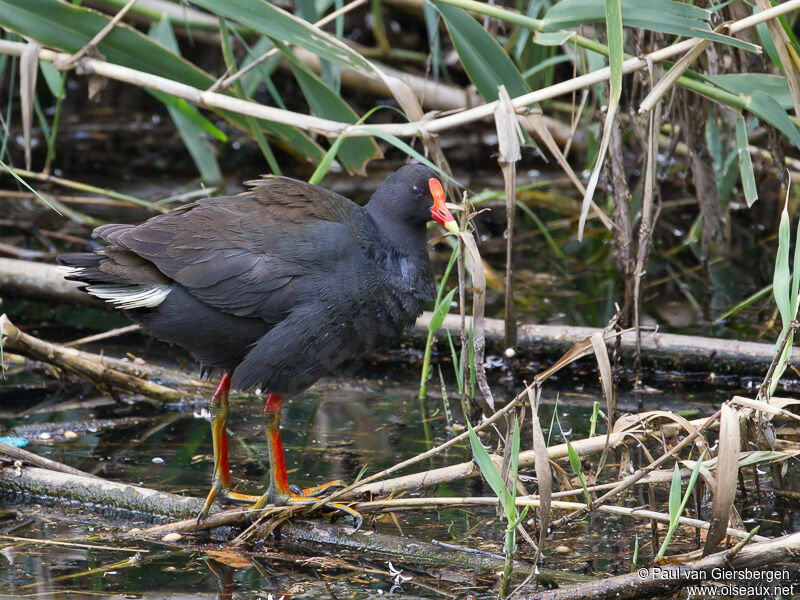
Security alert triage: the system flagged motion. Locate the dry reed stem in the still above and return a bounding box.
[348,412,715,499]
[0,1,795,140]
[209,0,369,92]
[0,535,145,553]
[550,409,722,528]
[57,0,140,69]
[352,496,766,542]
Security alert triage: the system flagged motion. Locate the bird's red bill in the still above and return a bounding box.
[429,178,459,234]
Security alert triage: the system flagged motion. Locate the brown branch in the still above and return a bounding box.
[517,531,800,600]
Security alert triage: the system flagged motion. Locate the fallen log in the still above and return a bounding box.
[414,313,799,377]
[0,313,214,400]
[0,465,204,519]
[0,257,102,306]
[2,258,793,377]
[0,464,557,581]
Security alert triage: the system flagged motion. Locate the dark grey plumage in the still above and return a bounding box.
[59,164,439,395]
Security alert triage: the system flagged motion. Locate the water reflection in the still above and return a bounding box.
[1,368,798,598]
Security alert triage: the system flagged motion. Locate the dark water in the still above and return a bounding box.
[2,348,799,598]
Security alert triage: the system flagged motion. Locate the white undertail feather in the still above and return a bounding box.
[57,266,84,277]
[85,284,171,309]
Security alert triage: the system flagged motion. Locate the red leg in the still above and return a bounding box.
[212,374,232,489]
[197,374,258,522]
[252,394,360,530]
[265,393,291,498]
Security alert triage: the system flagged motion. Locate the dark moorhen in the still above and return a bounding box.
[59,163,458,525]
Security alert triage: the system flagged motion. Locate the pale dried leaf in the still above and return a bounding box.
[639,37,712,114]
[494,85,522,164]
[520,113,614,231]
[578,99,618,240]
[460,230,494,413]
[527,386,551,566]
[703,403,740,555]
[731,395,800,423]
[533,336,594,385]
[19,41,41,170]
[755,0,800,119]
[590,332,614,424]
[372,68,424,121]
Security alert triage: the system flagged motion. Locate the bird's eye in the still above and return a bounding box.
[411,185,421,195]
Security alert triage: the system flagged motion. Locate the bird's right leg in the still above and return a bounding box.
[197,373,259,523]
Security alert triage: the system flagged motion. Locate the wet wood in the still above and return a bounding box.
[10,416,152,442]
[0,442,101,479]
[0,313,214,398]
[0,464,564,580]
[1,314,184,402]
[0,256,102,306]
[0,465,204,518]
[276,521,538,577]
[2,258,797,377]
[415,313,800,376]
[519,531,800,600]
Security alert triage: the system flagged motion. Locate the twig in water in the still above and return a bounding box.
[0,534,145,553]
[0,440,101,479]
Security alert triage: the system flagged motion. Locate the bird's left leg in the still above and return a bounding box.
[251,393,360,529]
[197,373,259,522]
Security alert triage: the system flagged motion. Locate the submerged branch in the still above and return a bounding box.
[0,465,556,579]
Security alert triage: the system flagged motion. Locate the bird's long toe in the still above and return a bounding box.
[299,479,347,498]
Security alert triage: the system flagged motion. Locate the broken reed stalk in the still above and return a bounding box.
[494,85,522,351]
[458,192,470,406]
[0,1,795,140]
[460,230,494,414]
[1,314,181,402]
[634,66,662,403]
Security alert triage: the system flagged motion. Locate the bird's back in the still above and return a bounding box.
[60,176,432,392]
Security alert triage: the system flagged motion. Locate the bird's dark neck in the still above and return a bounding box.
[365,199,428,261]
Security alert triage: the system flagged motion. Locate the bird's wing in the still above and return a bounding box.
[98,176,381,322]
